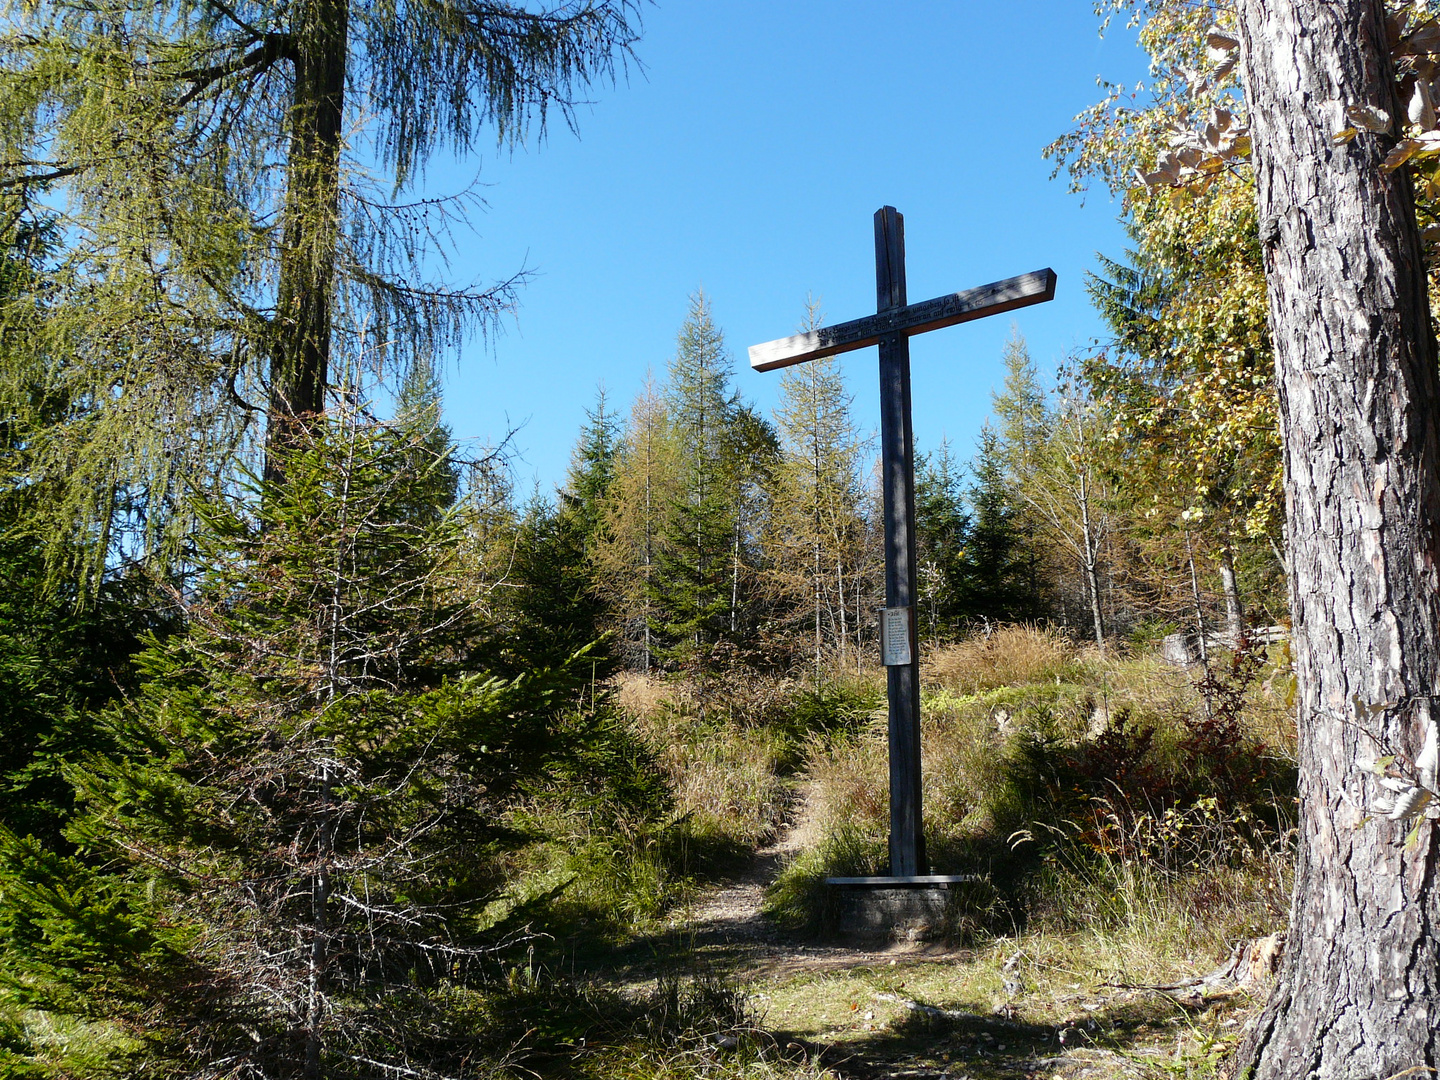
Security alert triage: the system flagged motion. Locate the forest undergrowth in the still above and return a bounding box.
[457,625,1300,1080]
[0,613,1297,1080]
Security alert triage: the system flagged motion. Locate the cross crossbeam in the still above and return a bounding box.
[748,269,1057,372]
[750,207,1056,878]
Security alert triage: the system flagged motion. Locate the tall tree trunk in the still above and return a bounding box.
[1185,529,1209,667]
[1235,3,1440,1077]
[813,528,822,683]
[1078,470,1105,648]
[815,429,823,683]
[268,0,348,482]
[643,427,653,675]
[730,517,740,635]
[306,769,333,1080]
[855,570,863,675]
[1219,544,1243,641]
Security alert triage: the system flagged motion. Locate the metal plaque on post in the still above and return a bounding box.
[880,606,913,667]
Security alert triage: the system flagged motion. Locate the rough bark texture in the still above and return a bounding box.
[1235,2,1440,1077]
[268,0,348,481]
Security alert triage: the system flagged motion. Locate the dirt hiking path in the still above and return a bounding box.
[675,782,957,980]
[640,785,1240,1079]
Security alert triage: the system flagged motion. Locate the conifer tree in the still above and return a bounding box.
[491,389,620,676]
[0,220,177,853]
[722,402,780,652]
[767,311,869,676]
[0,402,610,1078]
[912,440,969,640]
[0,0,641,581]
[595,373,677,673]
[991,339,1111,644]
[957,427,1040,626]
[499,492,611,678]
[649,293,747,667]
[561,387,621,544]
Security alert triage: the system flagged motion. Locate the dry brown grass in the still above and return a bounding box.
[777,631,1297,930]
[796,698,1018,863]
[612,672,671,724]
[614,673,791,848]
[804,724,889,840]
[921,699,1013,834]
[924,625,1083,693]
[671,748,791,848]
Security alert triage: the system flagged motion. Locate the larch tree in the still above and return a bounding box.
[595,372,677,674]
[993,346,1110,647]
[767,301,869,677]
[1232,1,1440,1075]
[0,0,640,581]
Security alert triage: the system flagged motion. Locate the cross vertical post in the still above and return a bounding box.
[875,207,924,876]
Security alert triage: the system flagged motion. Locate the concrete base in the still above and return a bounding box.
[825,875,981,943]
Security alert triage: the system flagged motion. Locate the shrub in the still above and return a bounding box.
[757,679,882,773]
[781,635,1298,947]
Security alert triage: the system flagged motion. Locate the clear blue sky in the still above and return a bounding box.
[433,2,1149,494]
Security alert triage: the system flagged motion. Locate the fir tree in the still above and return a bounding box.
[913,440,969,639]
[722,402,780,653]
[488,387,622,677]
[498,491,611,677]
[649,293,742,666]
[560,386,620,543]
[0,403,612,1078]
[957,426,1040,626]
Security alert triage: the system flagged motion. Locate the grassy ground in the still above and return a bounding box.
[478,626,1297,1079]
[2,629,1295,1079]
[749,935,1261,1080]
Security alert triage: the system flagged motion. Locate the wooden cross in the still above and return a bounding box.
[749,207,1056,876]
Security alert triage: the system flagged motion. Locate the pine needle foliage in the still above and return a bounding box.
[649,293,777,669]
[0,404,634,1078]
[766,301,870,677]
[0,0,642,587]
